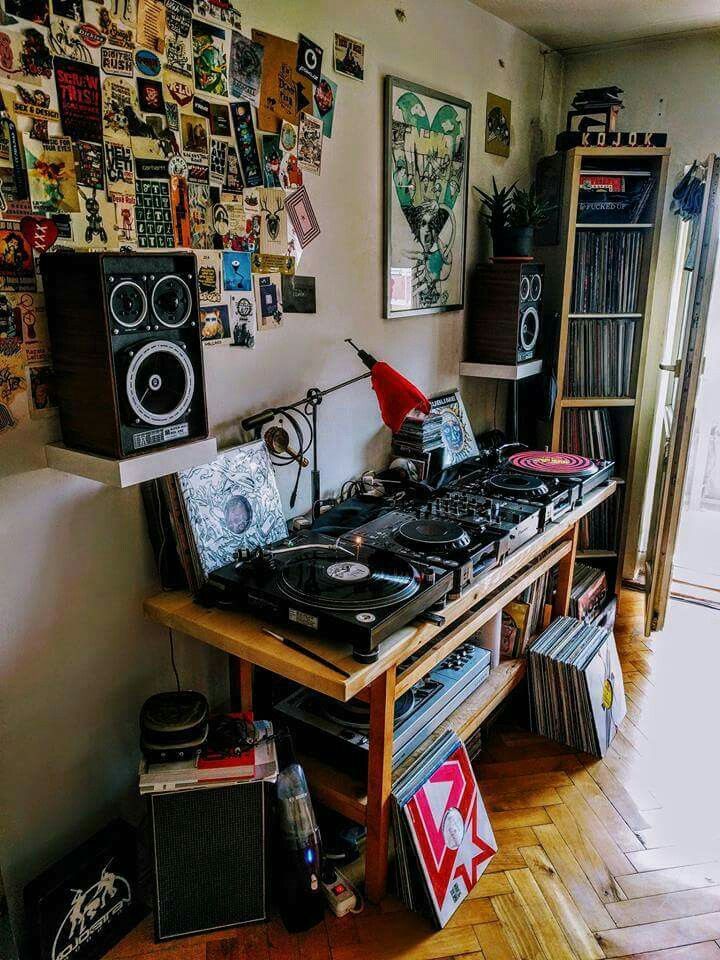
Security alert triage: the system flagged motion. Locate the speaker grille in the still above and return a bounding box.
[151,782,267,939]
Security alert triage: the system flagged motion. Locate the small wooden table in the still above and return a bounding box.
[144,481,616,903]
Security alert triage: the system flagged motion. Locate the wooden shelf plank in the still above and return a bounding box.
[575,223,654,229]
[577,549,618,559]
[460,360,543,381]
[561,397,636,407]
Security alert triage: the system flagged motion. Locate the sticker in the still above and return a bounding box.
[333,32,364,82]
[136,0,165,53]
[253,271,282,330]
[199,302,230,344]
[165,31,193,79]
[224,145,241,192]
[257,186,287,255]
[194,0,240,30]
[12,86,60,125]
[228,30,263,105]
[102,77,135,142]
[192,96,210,119]
[297,112,322,175]
[25,136,80,215]
[313,75,336,138]
[0,27,53,85]
[188,181,212,248]
[135,48,161,76]
[85,4,133,50]
[103,139,134,197]
[165,76,193,106]
[228,290,255,347]
[165,102,179,131]
[0,229,35,290]
[128,113,178,162]
[187,162,209,184]
[180,111,208,158]
[135,179,174,248]
[167,154,188,178]
[252,29,312,131]
[209,101,230,137]
[75,140,105,189]
[134,157,169,179]
[192,19,227,97]
[101,46,133,77]
[76,186,115,248]
[251,252,294,275]
[6,0,49,26]
[221,249,250,290]
[20,215,58,251]
[209,137,227,184]
[0,335,28,432]
[50,0,81,20]
[137,77,164,113]
[169,173,190,245]
[280,121,297,154]
[281,274,316,314]
[28,361,56,417]
[54,57,103,141]
[296,33,322,85]
[75,21,105,48]
[260,133,281,188]
[284,185,320,248]
[11,291,51,362]
[229,101,262,188]
[114,197,136,244]
[196,249,221,302]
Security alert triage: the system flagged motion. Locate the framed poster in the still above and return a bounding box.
[384,76,471,319]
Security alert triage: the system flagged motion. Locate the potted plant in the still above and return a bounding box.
[473,177,516,257]
[505,185,554,257]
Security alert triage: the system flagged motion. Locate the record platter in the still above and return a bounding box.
[207,532,454,663]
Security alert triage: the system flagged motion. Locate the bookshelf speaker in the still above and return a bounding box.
[467,261,544,364]
[148,781,270,940]
[40,251,208,459]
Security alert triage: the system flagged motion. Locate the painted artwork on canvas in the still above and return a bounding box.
[385,76,471,318]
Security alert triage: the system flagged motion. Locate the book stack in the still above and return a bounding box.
[566,317,637,397]
[572,230,644,314]
[570,564,608,621]
[528,615,626,757]
[392,731,496,927]
[391,410,444,459]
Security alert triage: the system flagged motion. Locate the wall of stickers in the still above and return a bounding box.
[0,2,564,944]
[0,0,344,430]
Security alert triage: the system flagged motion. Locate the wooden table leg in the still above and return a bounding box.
[553,522,579,617]
[230,655,253,712]
[364,665,396,904]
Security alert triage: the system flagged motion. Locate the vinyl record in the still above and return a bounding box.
[508,450,598,478]
[278,549,421,610]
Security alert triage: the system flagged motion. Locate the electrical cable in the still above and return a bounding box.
[168,627,181,692]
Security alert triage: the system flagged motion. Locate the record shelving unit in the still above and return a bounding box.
[537,146,670,590]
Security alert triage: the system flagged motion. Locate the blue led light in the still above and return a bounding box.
[305,848,315,864]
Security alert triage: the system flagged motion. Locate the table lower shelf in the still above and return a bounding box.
[300,658,527,826]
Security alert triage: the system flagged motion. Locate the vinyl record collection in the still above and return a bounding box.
[528,614,627,757]
[571,230,644,314]
[500,570,552,659]
[569,563,608,621]
[392,731,496,927]
[566,317,637,397]
[561,408,616,461]
[391,410,444,458]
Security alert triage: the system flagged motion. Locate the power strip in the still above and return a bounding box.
[320,867,358,917]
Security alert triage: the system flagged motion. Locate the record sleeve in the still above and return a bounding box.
[429,390,479,468]
[400,737,496,926]
[176,439,287,577]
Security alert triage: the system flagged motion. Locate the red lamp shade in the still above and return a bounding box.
[370,360,430,433]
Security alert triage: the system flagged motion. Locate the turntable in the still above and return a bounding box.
[206,531,454,663]
[506,450,615,501]
[347,510,500,595]
[275,642,492,771]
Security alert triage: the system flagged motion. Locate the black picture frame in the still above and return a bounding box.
[384,76,471,319]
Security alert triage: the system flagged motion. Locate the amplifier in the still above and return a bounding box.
[148,781,270,940]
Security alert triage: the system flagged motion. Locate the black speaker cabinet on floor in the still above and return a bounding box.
[40,252,208,459]
[467,261,544,364]
[148,781,270,941]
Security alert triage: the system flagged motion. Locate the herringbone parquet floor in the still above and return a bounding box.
[109,590,720,960]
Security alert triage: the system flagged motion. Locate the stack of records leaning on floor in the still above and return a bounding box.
[392,731,496,928]
[570,564,608,622]
[528,613,626,757]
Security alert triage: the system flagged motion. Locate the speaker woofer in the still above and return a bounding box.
[519,275,530,301]
[530,273,542,301]
[126,340,195,426]
[519,305,540,353]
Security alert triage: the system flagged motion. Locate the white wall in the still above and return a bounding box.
[0,0,562,946]
[562,32,720,578]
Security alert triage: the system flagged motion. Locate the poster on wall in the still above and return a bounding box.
[384,76,471,319]
[485,92,511,158]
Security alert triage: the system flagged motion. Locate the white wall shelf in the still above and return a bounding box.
[459,359,542,381]
[45,437,218,487]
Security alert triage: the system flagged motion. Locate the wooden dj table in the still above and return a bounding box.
[144,480,616,903]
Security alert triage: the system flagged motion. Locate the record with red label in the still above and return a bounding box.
[403,740,496,926]
[508,449,598,478]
